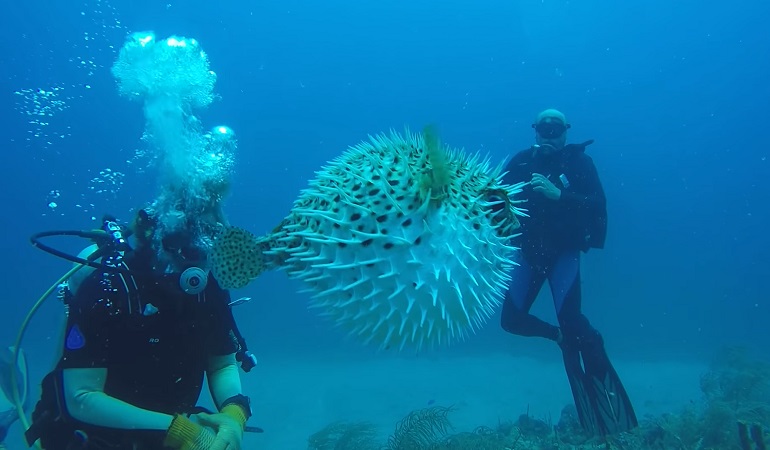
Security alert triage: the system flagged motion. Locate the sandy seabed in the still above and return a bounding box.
[238,353,705,449]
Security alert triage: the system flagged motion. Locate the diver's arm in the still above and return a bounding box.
[206,352,250,439]
[205,288,248,409]
[558,157,606,213]
[62,368,173,430]
[203,288,251,434]
[206,353,243,409]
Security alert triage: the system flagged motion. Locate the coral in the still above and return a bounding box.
[307,421,380,450]
[699,347,770,449]
[307,349,770,450]
[638,408,707,449]
[623,347,770,450]
[432,426,519,450]
[703,347,770,400]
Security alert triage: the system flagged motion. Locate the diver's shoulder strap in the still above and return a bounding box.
[228,303,257,373]
[234,332,257,373]
[114,259,143,316]
[64,258,143,317]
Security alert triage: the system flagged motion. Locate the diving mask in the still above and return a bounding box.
[532,121,570,139]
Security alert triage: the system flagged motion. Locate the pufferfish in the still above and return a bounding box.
[209,127,527,351]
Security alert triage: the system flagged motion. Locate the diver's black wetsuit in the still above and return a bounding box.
[500,141,607,341]
[500,142,637,436]
[28,248,245,450]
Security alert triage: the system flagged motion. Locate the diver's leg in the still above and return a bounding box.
[547,250,581,320]
[548,251,638,436]
[546,251,599,433]
[500,252,560,341]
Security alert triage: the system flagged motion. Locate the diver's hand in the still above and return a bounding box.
[531,173,561,200]
[531,143,558,157]
[195,412,243,450]
[163,414,218,450]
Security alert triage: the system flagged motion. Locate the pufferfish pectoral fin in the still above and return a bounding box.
[483,188,523,237]
[210,226,274,289]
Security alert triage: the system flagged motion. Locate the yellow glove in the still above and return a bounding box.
[196,405,247,450]
[221,404,248,430]
[163,414,217,450]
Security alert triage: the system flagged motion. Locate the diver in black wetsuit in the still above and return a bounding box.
[25,208,257,450]
[500,109,638,437]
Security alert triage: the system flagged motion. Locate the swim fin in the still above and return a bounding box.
[0,347,28,410]
[0,346,29,442]
[561,336,638,437]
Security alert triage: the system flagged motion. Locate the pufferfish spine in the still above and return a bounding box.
[263,129,527,351]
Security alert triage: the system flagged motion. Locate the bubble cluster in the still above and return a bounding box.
[20,0,125,217]
[72,0,124,76]
[46,190,61,211]
[109,32,236,221]
[88,168,125,196]
[45,167,126,218]
[111,32,217,109]
[25,16,235,225]
[77,168,126,217]
[126,135,157,173]
[195,125,237,191]
[15,0,121,155]
[13,87,73,148]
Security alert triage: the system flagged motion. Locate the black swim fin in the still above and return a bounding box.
[561,337,638,437]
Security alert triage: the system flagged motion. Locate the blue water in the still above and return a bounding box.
[2,0,769,445]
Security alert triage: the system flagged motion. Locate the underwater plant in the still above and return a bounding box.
[386,405,454,449]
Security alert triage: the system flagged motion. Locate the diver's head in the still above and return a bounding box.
[133,200,223,276]
[128,204,217,295]
[532,109,570,154]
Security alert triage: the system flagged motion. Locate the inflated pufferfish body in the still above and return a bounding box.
[210,127,526,351]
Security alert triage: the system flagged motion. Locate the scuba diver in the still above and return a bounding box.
[499,109,638,436]
[24,199,258,450]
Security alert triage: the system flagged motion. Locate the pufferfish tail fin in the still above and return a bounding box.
[210,226,276,289]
